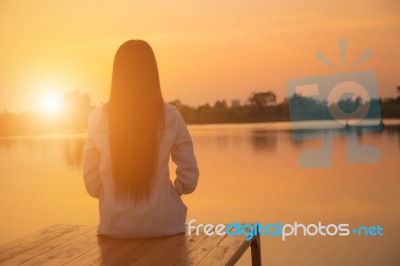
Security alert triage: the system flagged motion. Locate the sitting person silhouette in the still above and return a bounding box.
[83,40,199,238]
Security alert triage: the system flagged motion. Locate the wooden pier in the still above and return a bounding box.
[0,224,261,265]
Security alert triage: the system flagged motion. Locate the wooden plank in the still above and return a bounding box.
[1,224,258,266]
[19,226,98,266]
[63,236,144,266]
[65,228,207,265]
[0,225,94,265]
[197,224,256,266]
[250,235,262,266]
[175,234,228,265]
[132,232,207,265]
[73,235,180,266]
[0,224,68,254]
[62,234,125,266]
[111,234,188,265]
[197,234,252,266]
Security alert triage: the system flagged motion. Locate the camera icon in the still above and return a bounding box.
[286,70,382,168]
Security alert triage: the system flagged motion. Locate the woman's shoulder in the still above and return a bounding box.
[163,103,184,128]
[164,102,177,112]
[88,104,105,122]
[87,104,108,133]
[163,102,180,118]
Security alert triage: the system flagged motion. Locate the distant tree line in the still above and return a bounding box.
[0,88,399,136]
[170,89,400,124]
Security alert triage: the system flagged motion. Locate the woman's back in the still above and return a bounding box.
[83,102,199,238]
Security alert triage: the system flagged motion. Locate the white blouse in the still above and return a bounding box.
[83,103,199,238]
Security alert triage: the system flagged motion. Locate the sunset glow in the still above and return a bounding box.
[0,1,399,112]
[42,95,61,113]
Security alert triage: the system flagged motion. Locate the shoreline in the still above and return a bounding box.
[1,119,399,138]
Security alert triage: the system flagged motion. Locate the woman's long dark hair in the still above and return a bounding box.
[108,40,164,204]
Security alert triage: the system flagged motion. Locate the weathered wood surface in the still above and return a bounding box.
[0,224,261,266]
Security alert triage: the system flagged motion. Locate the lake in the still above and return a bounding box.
[0,121,399,265]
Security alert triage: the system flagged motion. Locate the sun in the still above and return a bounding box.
[42,95,61,113]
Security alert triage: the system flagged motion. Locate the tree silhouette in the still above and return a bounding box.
[213,100,228,109]
[62,90,94,129]
[249,91,277,108]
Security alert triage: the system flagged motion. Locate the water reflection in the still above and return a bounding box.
[0,137,18,153]
[289,124,399,147]
[215,134,229,149]
[0,123,399,265]
[385,125,400,150]
[61,138,85,168]
[250,130,278,152]
[0,124,399,169]
[290,123,383,142]
[0,135,85,169]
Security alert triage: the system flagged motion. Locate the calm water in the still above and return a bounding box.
[0,121,399,265]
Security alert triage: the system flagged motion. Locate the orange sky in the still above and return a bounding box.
[0,0,399,112]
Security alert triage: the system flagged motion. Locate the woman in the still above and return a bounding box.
[83,40,199,238]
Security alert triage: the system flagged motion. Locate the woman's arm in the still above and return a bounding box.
[82,110,104,198]
[171,108,199,195]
